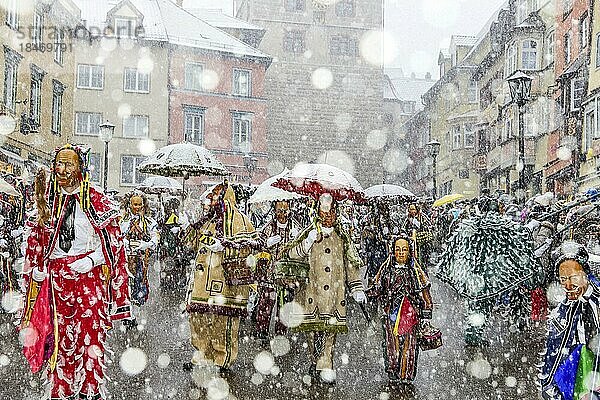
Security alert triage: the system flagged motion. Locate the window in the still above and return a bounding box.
[88,153,102,183]
[458,170,470,179]
[29,65,45,125]
[185,63,203,91]
[3,47,21,113]
[580,15,588,50]
[571,77,585,111]
[285,0,304,12]
[585,108,595,151]
[452,125,462,149]
[565,31,572,64]
[330,36,358,57]
[546,31,555,66]
[54,28,64,65]
[51,80,65,135]
[504,118,513,142]
[75,112,102,136]
[184,106,204,145]
[521,40,537,70]
[5,0,18,30]
[120,155,147,185]
[596,34,600,68]
[115,18,135,38]
[232,112,252,151]
[467,80,478,103]
[335,0,355,17]
[516,0,527,24]
[233,69,251,97]
[283,31,305,53]
[505,43,517,76]
[32,11,43,46]
[124,68,150,93]
[77,64,104,89]
[123,115,149,138]
[464,123,475,148]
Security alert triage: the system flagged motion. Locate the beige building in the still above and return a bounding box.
[0,0,79,173]
[236,0,385,186]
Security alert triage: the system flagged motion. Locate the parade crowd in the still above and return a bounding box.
[3,143,600,399]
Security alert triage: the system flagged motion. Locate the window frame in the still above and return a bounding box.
[452,125,462,150]
[233,69,251,97]
[53,28,64,65]
[123,67,150,93]
[114,17,136,38]
[32,11,43,46]
[183,106,205,145]
[283,30,306,53]
[580,14,589,50]
[330,35,358,57]
[29,65,44,125]
[184,62,204,92]
[3,47,20,113]
[284,0,305,12]
[570,77,585,111]
[464,123,475,148]
[546,31,555,66]
[88,152,102,183]
[335,0,355,17]
[467,80,478,103]
[122,115,149,138]
[120,155,147,186]
[521,39,538,70]
[596,33,600,68]
[51,80,64,135]
[77,64,104,90]
[232,112,253,152]
[75,112,103,136]
[5,0,18,30]
[565,31,572,64]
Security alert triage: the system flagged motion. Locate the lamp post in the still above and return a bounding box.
[98,120,115,192]
[506,70,532,204]
[243,154,258,184]
[427,139,441,199]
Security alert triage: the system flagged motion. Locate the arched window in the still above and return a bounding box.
[522,40,537,70]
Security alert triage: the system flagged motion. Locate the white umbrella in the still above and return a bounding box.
[138,176,183,194]
[364,184,415,200]
[248,170,305,204]
[273,163,363,202]
[137,142,228,177]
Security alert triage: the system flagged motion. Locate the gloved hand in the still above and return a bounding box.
[526,219,541,232]
[0,239,7,248]
[208,239,224,252]
[137,241,152,251]
[170,226,180,234]
[69,257,94,274]
[10,228,22,238]
[302,229,319,251]
[352,290,367,304]
[32,267,48,282]
[267,235,282,247]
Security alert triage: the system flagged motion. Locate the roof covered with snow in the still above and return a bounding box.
[185,8,264,32]
[385,69,435,109]
[72,0,270,60]
[450,35,478,47]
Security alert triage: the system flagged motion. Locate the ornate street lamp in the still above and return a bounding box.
[98,120,115,192]
[506,71,533,204]
[427,139,441,199]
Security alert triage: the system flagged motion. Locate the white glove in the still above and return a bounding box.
[352,290,367,304]
[267,235,282,247]
[208,239,224,252]
[10,228,22,238]
[69,257,94,274]
[0,239,7,248]
[32,267,47,282]
[411,218,421,228]
[1,252,9,258]
[170,226,180,234]
[138,241,152,251]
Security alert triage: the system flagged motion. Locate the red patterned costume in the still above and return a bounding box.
[20,145,131,400]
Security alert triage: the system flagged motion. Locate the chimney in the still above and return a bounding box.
[425,72,432,80]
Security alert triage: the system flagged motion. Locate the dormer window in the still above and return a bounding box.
[115,18,136,38]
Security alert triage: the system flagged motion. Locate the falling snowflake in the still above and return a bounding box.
[119,347,148,375]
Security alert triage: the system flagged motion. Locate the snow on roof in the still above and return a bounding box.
[185,8,264,31]
[384,69,435,110]
[451,35,478,47]
[72,0,270,60]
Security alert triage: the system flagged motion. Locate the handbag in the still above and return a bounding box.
[418,321,443,351]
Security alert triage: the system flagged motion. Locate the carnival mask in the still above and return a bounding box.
[408,204,418,217]
[558,259,589,301]
[394,238,410,265]
[130,195,144,215]
[54,149,82,191]
[274,201,290,224]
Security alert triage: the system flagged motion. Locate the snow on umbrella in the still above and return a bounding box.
[248,170,305,204]
[273,163,364,202]
[364,184,415,200]
[138,176,183,194]
[136,142,228,177]
[0,176,21,198]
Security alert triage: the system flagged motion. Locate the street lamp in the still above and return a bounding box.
[506,70,532,204]
[427,139,441,199]
[98,120,115,192]
[243,154,258,184]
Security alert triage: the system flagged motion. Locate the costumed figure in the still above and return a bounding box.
[539,241,600,400]
[20,144,131,400]
[120,191,158,309]
[283,193,366,382]
[402,203,433,270]
[436,198,536,346]
[255,200,302,339]
[369,235,438,384]
[158,197,190,289]
[184,181,262,371]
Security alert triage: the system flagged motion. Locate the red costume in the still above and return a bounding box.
[21,185,131,399]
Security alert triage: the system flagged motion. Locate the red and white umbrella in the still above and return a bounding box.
[273,163,364,202]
